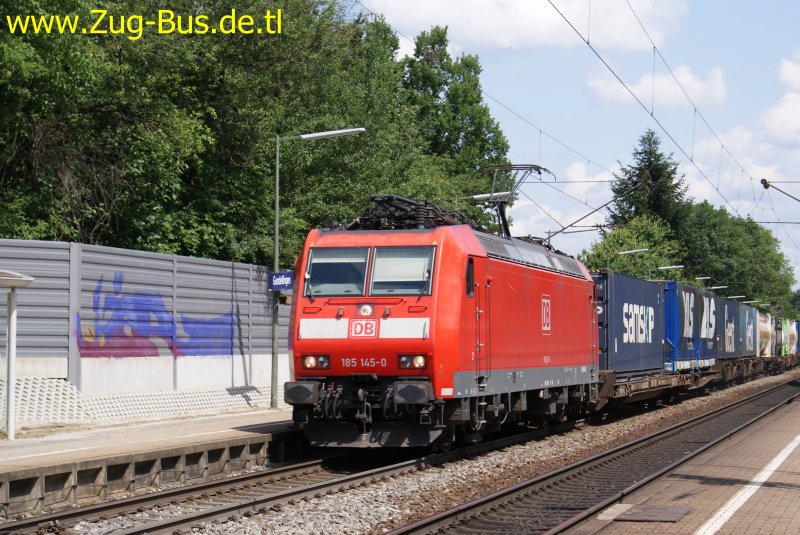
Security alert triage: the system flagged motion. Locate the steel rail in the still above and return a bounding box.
[544,381,800,534]
[388,379,800,534]
[109,421,583,535]
[4,420,581,535]
[0,457,333,534]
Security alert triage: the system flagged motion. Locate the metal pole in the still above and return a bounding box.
[6,288,17,440]
[271,136,280,410]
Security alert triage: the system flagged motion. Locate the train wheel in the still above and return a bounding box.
[432,428,455,453]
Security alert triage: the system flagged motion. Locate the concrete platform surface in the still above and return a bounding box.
[568,398,800,535]
[0,407,293,473]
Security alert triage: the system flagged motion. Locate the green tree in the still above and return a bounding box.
[789,289,800,316]
[401,25,510,220]
[681,202,795,309]
[0,1,511,267]
[608,129,689,234]
[579,215,688,281]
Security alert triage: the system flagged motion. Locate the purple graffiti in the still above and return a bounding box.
[77,272,235,358]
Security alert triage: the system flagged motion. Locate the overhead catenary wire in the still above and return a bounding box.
[353,0,619,216]
[620,0,800,257]
[547,0,741,218]
[623,0,758,196]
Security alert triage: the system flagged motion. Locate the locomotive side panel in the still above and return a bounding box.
[447,257,596,398]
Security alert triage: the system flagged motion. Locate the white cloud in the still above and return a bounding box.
[761,92,800,144]
[588,65,727,107]
[562,161,614,200]
[778,54,800,91]
[362,0,688,53]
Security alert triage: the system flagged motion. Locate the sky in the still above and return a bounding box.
[359,0,800,288]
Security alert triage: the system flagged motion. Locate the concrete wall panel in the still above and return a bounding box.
[81,356,174,396]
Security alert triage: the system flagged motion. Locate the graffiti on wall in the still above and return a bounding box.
[77,271,238,358]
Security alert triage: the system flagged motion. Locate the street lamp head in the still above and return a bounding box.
[695,276,711,280]
[617,248,649,255]
[297,127,366,141]
[469,191,512,202]
[726,295,746,299]
[657,265,684,270]
[709,285,728,290]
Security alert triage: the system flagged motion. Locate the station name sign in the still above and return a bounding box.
[268,271,293,291]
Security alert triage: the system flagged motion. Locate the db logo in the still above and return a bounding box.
[541,295,551,334]
[350,319,378,338]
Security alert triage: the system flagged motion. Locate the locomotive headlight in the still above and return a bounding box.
[358,303,374,316]
[302,355,330,369]
[399,354,427,369]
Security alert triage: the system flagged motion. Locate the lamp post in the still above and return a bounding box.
[271,127,365,409]
[1,270,34,440]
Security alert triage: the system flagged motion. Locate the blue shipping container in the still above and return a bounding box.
[663,282,718,371]
[593,270,664,379]
[738,304,758,358]
[717,298,740,359]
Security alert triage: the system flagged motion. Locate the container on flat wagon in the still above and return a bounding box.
[738,304,758,358]
[779,318,790,356]
[757,312,772,357]
[788,319,798,356]
[592,270,664,380]
[716,298,740,359]
[663,282,718,371]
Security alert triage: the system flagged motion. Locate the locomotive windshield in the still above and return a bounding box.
[370,246,435,296]
[304,247,369,296]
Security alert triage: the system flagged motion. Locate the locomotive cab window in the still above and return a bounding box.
[304,247,369,296]
[370,246,435,296]
[466,258,474,297]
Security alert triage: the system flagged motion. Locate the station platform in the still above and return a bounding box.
[569,397,800,535]
[0,407,296,514]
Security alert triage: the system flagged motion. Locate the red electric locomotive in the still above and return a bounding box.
[284,195,598,448]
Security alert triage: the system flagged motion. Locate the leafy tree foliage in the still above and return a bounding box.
[401,25,510,223]
[607,129,689,233]
[0,0,508,266]
[681,202,795,314]
[579,215,688,282]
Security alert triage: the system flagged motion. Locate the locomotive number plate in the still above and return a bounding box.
[350,319,378,338]
[342,357,388,368]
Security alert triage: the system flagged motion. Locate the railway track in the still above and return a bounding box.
[388,378,800,534]
[1,422,578,534]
